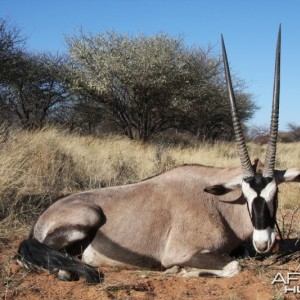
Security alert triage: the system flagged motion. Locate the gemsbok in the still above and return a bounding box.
[16,26,300,283]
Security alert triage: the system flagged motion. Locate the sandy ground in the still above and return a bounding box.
[1,212,300,300]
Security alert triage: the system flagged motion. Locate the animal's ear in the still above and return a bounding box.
[204,175,242,196]
[275,168,300,184]
[204,185,233,195]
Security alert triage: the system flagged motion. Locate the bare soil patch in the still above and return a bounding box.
[1,210,300,300]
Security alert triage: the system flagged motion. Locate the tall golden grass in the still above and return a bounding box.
[0,126,299,223]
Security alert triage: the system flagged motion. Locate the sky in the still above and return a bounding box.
[1,0,299,130]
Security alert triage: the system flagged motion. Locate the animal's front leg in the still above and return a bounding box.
[182,250,241,278]
[162,250,241,278]
[179,260,240,278]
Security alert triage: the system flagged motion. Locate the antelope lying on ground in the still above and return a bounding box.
[17,27,300,283]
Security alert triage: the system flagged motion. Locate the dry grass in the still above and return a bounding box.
[0,126,299,224]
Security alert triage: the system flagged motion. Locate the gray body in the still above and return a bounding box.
[34,165,250,273]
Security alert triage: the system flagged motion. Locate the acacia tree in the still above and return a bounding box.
[0,20,72,128]
[67,32,227,140]
[2,52,71,128]
[185,85,256,141]
[67,31,256,141]
[0,19,25,76]
[0,19,25,123]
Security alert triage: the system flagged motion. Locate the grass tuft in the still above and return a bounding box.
[0,126,299,224]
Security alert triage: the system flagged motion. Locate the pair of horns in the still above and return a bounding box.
[222,26,281,178]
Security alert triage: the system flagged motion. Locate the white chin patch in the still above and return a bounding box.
[252,227,275,253]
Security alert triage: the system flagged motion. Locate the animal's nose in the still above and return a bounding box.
[254,241,269,253]
[252,228,275,253]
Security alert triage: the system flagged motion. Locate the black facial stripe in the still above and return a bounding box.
[244,174,278,230]
[251,196,275,229]
[244,175,273,194]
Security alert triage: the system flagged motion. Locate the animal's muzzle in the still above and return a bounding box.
[252,227,275,253]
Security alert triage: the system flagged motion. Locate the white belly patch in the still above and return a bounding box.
[82,245,134,268]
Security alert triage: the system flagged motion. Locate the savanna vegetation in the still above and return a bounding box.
[0,128,300,300]
[1,18,300,300]
[0,126,299,226]
[0,17,299,237]
[0,17,300,225]
[1,18,257,141]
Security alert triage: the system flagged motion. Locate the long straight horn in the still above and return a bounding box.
[221,35,254,178]
[263,25,281,178]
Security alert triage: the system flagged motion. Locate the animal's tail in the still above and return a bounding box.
[16,238,103,284]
